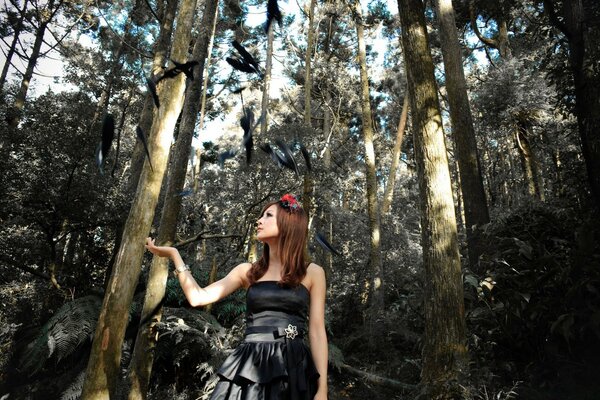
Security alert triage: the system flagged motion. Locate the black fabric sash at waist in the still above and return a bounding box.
[245,325,306,340]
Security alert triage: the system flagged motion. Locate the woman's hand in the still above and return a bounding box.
[145,237,177,259]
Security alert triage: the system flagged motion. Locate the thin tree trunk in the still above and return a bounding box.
[398,0,468,397]
[304,0,316,125]
[205,257,218,313]
[351,0,384,341]
[260,24,275,136]
[0,0,29,91]
[302,0,317,220]
[192,26,216,191]
[382,93,409,214]
[80,0,198,397]
[435,0,490,268]
[126,1,219,398]
[8,17,51,128]
[515,126,543,200]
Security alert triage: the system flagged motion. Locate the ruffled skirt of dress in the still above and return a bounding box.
[209,339,320,400]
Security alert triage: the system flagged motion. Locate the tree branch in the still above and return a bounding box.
[469,0,499,49]
[339,363,417,391]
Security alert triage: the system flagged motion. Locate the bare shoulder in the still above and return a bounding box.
[306,263,326,289]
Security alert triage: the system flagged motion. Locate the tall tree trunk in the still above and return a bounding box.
[0,0,29,91]
[126,1,219,398]
[302,0,317,219]
[128,0,179,196]
[192,25,216,190]
[398,0,468,397]
[80,0,198,398]
[544,0,600,208]
[260,24,275,136]
[434,0,489,268]
[382,93,409,214]
[351,0,384,341]
[304,0,316,125]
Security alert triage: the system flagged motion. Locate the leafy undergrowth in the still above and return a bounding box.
[464,202,600,399]
[2,202,599,399]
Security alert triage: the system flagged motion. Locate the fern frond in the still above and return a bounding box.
[17,295,102,376]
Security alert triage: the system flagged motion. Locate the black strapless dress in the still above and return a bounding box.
[210,281,320,400]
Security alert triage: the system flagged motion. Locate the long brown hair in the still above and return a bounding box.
[247,199,309,287]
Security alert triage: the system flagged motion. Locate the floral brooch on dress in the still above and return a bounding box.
[279,193,300,213]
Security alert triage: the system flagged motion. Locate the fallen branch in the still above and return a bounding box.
[340,363,417,391]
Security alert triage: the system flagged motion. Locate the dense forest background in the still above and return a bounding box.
[1,0,599,399]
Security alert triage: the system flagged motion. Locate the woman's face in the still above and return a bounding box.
[256,204,279,242]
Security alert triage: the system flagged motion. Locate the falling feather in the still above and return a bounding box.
[265,0,283,33]
[300,143,312,172]
[226,57,258,74]
[315,231,340,255]
[96,114,115,174]
[146,77,160,108]
[218,149,237,167]
[136,126,154,171]
[232,40,260,73]
[275,139,300,177]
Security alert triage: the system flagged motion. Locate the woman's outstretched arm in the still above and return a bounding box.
[145,237,249,307]
[308,264,328,399]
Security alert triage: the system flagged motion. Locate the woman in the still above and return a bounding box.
[145,194,328,400]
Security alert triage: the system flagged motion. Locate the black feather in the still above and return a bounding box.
[274,139,300,177]
[146,77,160,108]
[300,144,312,171]
[171,59,199,80]
[101,114,115,158]
[315,231,340,255]
[240,108,254,136]
[259,143,282,167]
[265,0,283,33]
[218,149,237,167]
[232,40,260,72]
[226,57,258,74]
[156,60,200,83]
[232,86,247,94]
[96,114,115,174]
[136,126,154,171]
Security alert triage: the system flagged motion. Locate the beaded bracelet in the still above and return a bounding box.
[174,264,190,276]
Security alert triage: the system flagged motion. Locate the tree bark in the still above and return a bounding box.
[126,1,219,398]
[128,0,179,197]
[398,0,468,397]
[80,0,198,398]
[382,93,409,214]
[351,0,384,341]
[260,24,275,136]
[515,125,544,200]
[304,0,317,125]
[434,0,490,268]
[544,0,600,208]
[0,0,29,92]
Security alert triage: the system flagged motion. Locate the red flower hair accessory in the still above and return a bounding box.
[279,194,300,212]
